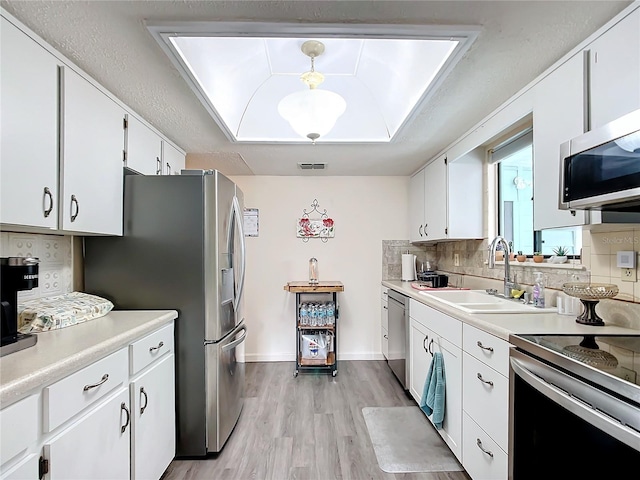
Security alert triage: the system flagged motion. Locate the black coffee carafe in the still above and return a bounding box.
[1,256,39,356]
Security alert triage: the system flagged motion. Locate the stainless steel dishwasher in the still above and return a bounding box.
[387,289,410,390]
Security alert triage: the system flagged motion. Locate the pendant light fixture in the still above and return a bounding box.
[278,40,346,144]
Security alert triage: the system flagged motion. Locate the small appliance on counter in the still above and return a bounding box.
[1,256,39,356]
[416,271,449,288]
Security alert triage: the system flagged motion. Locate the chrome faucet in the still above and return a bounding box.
[488,235,518,297]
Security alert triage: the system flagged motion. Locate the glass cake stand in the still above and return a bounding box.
[562,282,619,326]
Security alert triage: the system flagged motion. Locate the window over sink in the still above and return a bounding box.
[488,126,581,258]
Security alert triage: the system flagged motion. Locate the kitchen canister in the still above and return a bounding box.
[557,292,580,316]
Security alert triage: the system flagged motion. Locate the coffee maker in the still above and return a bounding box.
[1,257,39,357]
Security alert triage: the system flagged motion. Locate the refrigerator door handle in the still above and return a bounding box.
[221,325,248,352]
[232,195,246,311]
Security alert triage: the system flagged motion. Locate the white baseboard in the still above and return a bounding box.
[244,352,386,362]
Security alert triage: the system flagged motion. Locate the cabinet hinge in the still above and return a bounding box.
[123,117,128,130]
[39,456,49,480]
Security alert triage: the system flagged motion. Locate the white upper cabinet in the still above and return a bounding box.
[0,17,59,229]
[588,8,640,129]
[61,67,125,235]
[533,53,588,231]
[410,152,483,243]
[409,168,426,242]
[126,114,162,176]
[162,141,186,175]
[423,155,448,241]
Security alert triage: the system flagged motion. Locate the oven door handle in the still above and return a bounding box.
[510,354,640,452]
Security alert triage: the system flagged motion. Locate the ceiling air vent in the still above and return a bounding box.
[298,163,327,170]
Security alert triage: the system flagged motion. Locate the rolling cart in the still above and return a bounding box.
[284,281,344,377]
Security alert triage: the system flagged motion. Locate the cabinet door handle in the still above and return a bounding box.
[43,187,54,217]
[424,223,428,236]
[477,372,494,387]
[383,305,388,310]
[120,402,130,433]
[477,341,494,352]
[166,162,171,175]
[423,335,429,353]
[140,387,148,415]
[429,338,434,356]
[419,224,423,237]
[476,438,494,458]
[83,373,109,391]
[383,334,388,339]
[149,341,164,353]
[156,157,161,175]
[70,194,79,222]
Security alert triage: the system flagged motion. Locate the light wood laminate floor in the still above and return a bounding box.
[163,361,471,480]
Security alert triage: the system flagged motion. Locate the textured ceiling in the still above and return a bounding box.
[1,0,632,176]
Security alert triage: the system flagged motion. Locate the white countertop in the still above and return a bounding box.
[0,309,178,407]
[382,280,640,340]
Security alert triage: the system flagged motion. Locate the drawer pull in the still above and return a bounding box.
[476,438,494,458]
[149,341,164,353]
[477,372,494,387]
[477,341,494,352]
[383,334,388,339]
[83,373,109,391]
[120,402,130,433]
[140,387,148,415]
[383,305,388,310]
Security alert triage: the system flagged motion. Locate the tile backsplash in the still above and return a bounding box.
[0,232,73,302]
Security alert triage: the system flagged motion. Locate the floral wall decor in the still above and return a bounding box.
[297,199,334,242]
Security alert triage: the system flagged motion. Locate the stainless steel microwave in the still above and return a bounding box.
[559,109,640,211]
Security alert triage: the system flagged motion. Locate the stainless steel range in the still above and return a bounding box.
[509,333,640,479]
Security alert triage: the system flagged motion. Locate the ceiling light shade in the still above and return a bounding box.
[277,40,346,143]
[278,88,346,142]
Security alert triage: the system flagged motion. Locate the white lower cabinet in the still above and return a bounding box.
[462,412,508,480]
[0,321,175,480]
[130,354,175,480]
[0,454,40,480]
[44,388,131,480]
[461,323,512,479]
[409,300,462,461]
[381,286,389,360]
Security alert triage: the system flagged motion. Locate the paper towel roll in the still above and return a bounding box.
[402,254,417,281]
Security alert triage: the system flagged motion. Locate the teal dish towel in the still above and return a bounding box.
[420,351,446,429]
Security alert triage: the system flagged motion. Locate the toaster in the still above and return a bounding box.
[416,272,449,288]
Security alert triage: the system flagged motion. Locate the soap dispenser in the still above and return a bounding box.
[533,272,545,308]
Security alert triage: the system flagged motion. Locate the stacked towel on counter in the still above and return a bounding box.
[420,351,446,429]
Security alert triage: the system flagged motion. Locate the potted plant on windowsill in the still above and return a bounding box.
[550,246,569,264]
[508,241,516,261]
[533,252,544,263]
[516,251,527,262]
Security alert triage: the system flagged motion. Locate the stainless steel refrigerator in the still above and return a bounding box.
[83,170,247,457]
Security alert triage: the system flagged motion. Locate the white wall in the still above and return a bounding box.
[230,176,409,362]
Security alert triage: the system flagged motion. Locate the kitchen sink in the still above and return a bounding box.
[418,289,556,314]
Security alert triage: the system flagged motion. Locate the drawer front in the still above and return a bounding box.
[410,299,461,347]
[43,348,127,432]
[463,412,508,480]
[382,327,388,360]
[462,352,509,451]
[463,323,511,376]
[130,322,174,376]
[0,394,39,465]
